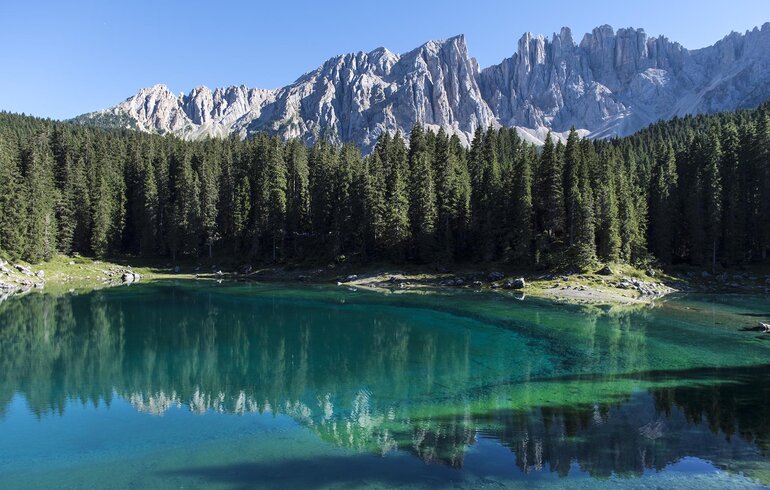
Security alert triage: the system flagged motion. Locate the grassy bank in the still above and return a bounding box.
[3,255,769,306]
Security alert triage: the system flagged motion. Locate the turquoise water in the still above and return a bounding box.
[0,281,769,488]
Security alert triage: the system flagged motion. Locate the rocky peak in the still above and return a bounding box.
[74,23,770,148]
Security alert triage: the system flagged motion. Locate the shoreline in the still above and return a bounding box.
[2,256,769,307]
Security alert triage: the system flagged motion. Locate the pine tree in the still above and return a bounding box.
[480,127,502,259]
[233,176,251,252]
[354,151,386,259]
[408,124,437,261]
[284,139,310,256]
[50,127,76,255]
[648,144,678,262]
[264,138,287,261]
[720,120,744,265]
[0,135,27,258]
[434,129,465,259]
[23,132,58,262]
[167,147,200,259]
[333,144,357,258]
[199,150,221,259]
[702,127,723,273]
[309,139,335,256]
[534,133,564,264]
[507,142,534,263]
[139,157,159,256]
[468,127,502,260]
[595,150,621,263]
[563,128,581,247]
[571,140,597,266]
[70,156,92,254]
[382,133,410,258]
[756,114,770,260]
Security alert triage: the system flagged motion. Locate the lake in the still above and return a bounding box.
[0,281,769,488]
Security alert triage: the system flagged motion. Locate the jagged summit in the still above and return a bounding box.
[72,23,770,149]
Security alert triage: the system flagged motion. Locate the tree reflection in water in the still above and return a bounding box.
[0,283,768,482]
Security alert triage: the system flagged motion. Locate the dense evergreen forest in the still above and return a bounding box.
[0,103,769,270]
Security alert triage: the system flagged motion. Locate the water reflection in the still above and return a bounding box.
[0,284,769,483]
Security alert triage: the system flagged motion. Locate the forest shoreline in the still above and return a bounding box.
[4,255,769,307]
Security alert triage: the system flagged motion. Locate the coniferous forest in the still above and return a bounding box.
[1,102,769,270]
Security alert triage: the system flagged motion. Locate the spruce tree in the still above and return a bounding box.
[720,120,744,265]
[756,114,770,260]
[434,129,464,259]
[355,151,386,259]
[264,138,287,261]
[382,133,410,258]
[702,127,723,273]
[233,176,251,253]
[199,151,221,259]
[408,124,437,261]
[167,147,200,259]
[139,157,159,256]
[23,132,58,262]
[0,136,27,258]
[285,139,310,256]
[534,133,564,264]
[595,150,621,263]
[648,144,678,262]
[571,140,597,266]
[507,142,534,263]
[563,128,581,247]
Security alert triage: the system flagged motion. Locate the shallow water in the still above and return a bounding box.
[0,282,769,488]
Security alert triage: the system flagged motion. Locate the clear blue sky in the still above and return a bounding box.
[2,0,769,120]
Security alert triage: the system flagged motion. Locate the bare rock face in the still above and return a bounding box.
[73,23,770,150]
[479,23,770,141]
[255,35,495,149]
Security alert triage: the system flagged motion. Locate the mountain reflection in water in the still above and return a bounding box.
[0,282,769,485]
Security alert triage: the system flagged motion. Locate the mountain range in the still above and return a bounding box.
[72,22,770,149]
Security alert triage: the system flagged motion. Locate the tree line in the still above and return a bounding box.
[0,103,769,269]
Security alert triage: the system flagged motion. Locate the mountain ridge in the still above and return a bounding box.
[71,22,770,149]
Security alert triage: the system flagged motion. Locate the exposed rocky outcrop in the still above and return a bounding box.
[72,23,770,150]
[0,260,44,300]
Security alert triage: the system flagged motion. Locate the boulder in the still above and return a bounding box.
[488,271,505,281]
[597,265,614,276]
[35,270,45,279]
[646,268,656,277]
[344,274,358,282]
[14,264,32,276]
[121,272,136,284]
[512,278,526,289]
[472,280,483,288]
